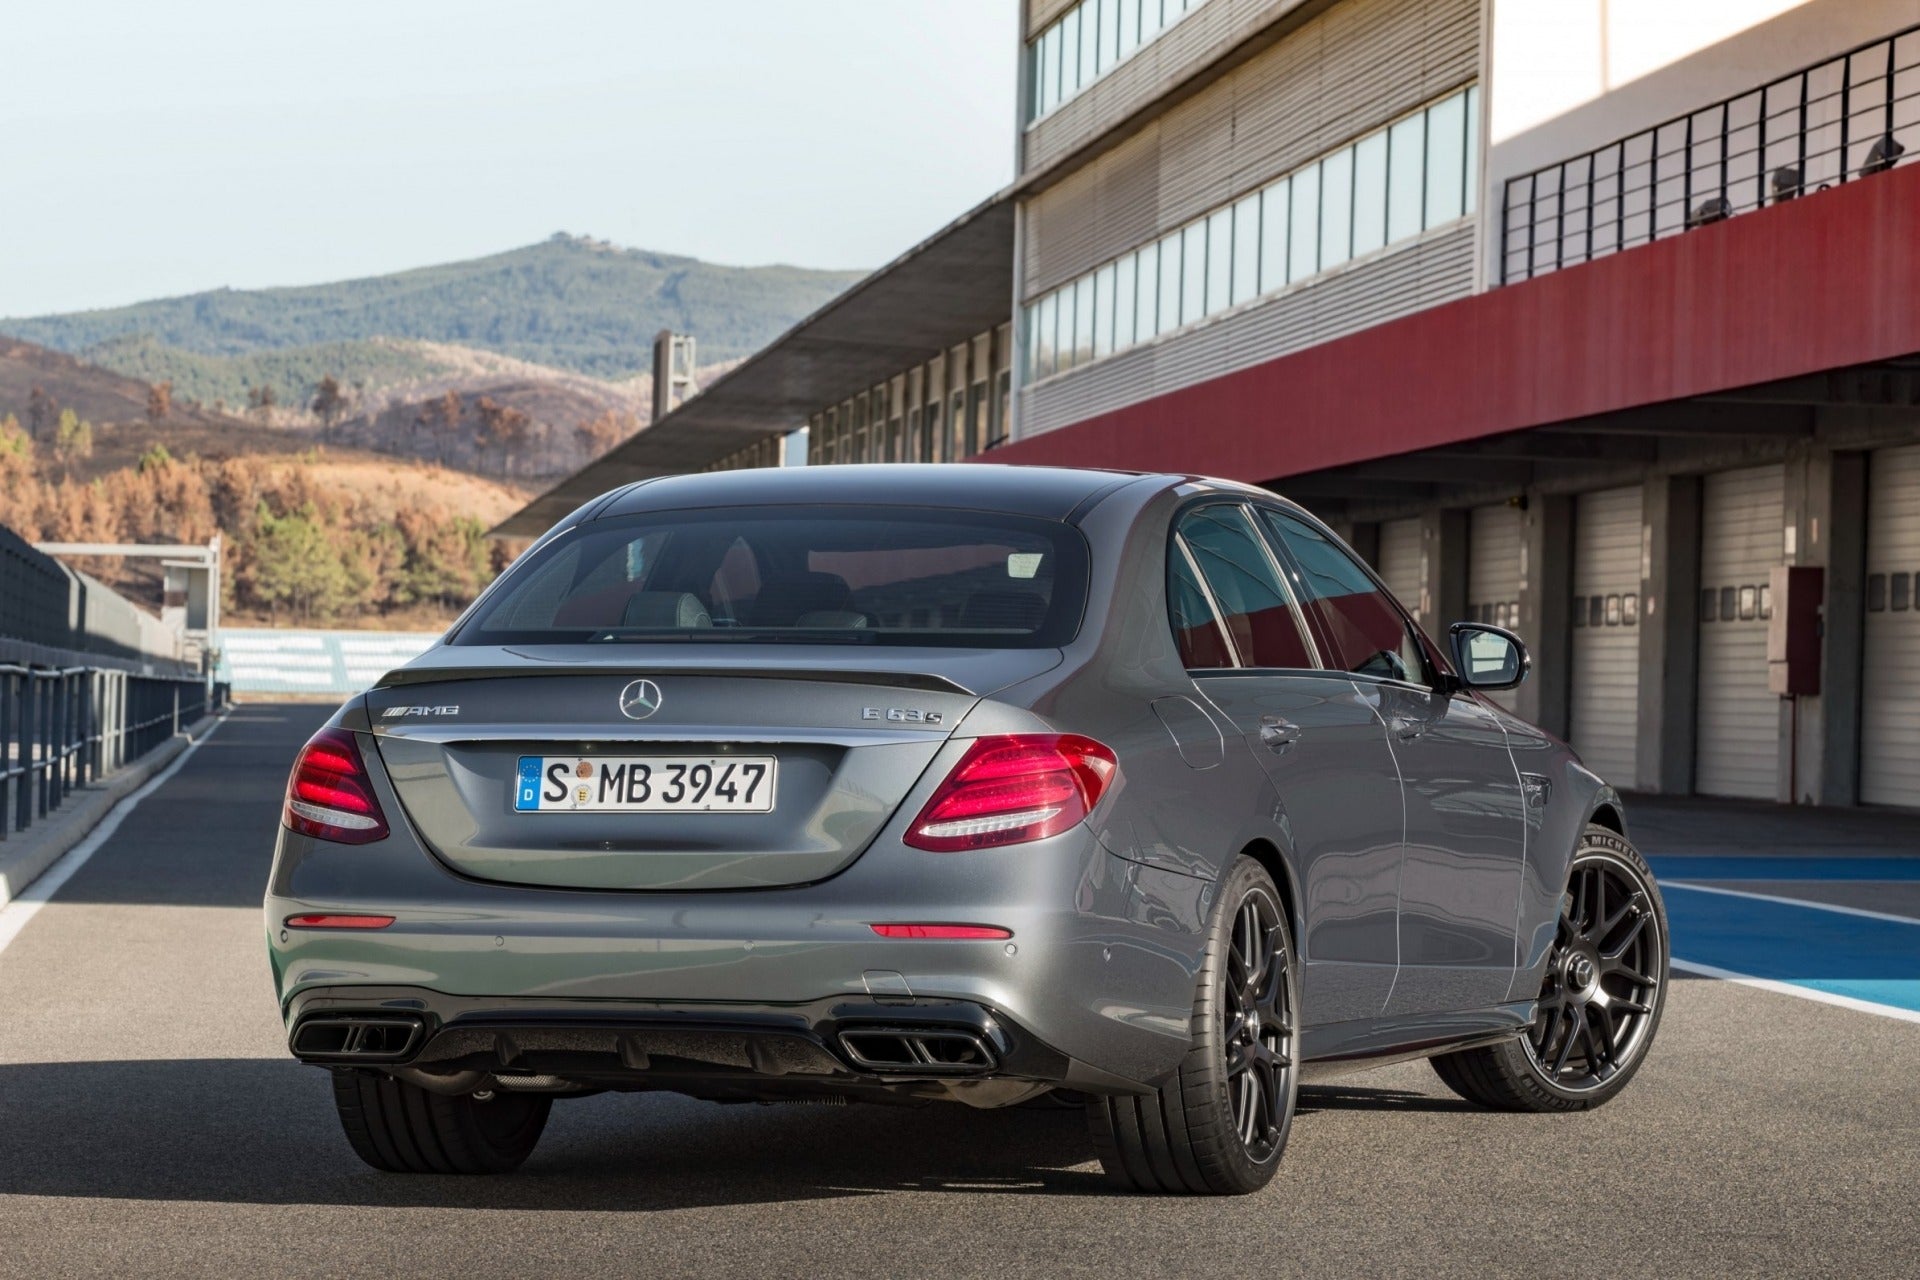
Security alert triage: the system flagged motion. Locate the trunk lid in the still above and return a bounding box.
[367,644,1059,891]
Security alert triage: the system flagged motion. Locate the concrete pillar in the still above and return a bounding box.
[1417,509,1469,638]
[1515,494,1572,738]
[1791,446,1865,805]
[1344,520,1380,568]
[1635,474,1701,796]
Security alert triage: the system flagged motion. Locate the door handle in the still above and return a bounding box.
[1389,714,1426,741]
[1258,716,1301,750]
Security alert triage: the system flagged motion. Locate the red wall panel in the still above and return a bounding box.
[992,162,1920,482]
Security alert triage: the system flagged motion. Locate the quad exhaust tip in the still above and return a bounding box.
[291,1016,424,1061]
[838,1026,997,1074]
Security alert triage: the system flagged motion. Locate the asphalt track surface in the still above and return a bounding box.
[0,703,1915,1279]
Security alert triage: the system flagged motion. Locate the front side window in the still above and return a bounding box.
[1258,509,1426,684]
[463,508,1088,649]
[1174,505,1318,669]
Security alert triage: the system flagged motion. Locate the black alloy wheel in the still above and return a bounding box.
[1526,849,1664,1091]
[1088,855,1298,1194]
[1223,885,1295,1163]
[1432,826,1669,1112]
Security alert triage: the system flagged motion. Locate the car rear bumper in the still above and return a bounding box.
[265,823,1212,1090]
[281,985,1113,1096]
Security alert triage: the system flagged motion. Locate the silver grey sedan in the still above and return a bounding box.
[267,464,1669,1195]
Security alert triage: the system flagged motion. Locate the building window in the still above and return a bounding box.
[1020,84,1480,386]
[1205,207,1232,315]
[1352,132,1388,256]
[1386,113,1427,243]
[1092,262,1116,358]
[1258,180,1289,294]
[1026,0,1213,124]
[1180,221,1207,325]
[1288,163,1320,283]
[1230,192,1260,306]
[1114,251,1138,349]
[1135,240,1159,339]
[1157,230,1181,335]
[1320,148,1354,266]
[1424,90,1467,225]
[1074,276,1096,366]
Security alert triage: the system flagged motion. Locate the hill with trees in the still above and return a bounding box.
[2,233,864,378]
[0,232,853,627]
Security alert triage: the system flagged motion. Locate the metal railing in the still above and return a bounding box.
[1500,23,1920,284]
[0,666,229,840]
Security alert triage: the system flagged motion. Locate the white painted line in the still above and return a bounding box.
[0,715,227,958]
[1671,958,1920,1026]
[1661,879,1920,927]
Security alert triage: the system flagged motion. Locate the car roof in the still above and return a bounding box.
[588,464,1181,523]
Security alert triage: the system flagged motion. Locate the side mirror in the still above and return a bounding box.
[1448,622,1530,691]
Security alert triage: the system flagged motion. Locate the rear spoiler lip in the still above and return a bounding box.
[371,664,974,697]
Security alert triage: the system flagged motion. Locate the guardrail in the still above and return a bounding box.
[0,665,230,840]
[1500,22,1919,284]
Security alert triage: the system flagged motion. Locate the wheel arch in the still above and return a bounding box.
[1237,837,1303,956]
[1583,787,1630,842]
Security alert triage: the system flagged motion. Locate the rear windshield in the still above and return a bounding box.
[459,506,1089,648]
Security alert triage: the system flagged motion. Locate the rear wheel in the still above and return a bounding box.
[330,1070,551,1174]
[1432,825,1669,1112]
[1087,855,1297,1195]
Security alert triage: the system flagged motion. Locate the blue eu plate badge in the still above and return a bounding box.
[515,757,542,812]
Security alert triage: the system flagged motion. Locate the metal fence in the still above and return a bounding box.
[1500,23,1920,285]
[0,666,229,840]
[0,526,73,652]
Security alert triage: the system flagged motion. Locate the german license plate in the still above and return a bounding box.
[515,755,776,813]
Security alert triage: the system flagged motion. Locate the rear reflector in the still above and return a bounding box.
[284,914,396,930]
[870,924,1013,940]
[904,733,1118,852]
[284,727,389,845]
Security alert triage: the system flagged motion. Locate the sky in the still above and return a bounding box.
[0,0,1020,318]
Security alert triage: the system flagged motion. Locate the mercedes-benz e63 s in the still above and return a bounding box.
[267,464,1669,1194]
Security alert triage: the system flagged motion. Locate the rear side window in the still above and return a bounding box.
[460,506,1088,649]
[1173,505,1318,669]
[1169,543,1236,668]
[1258,509,1426,684]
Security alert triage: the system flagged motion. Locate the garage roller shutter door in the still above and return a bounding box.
[1467,504,1524,710]
[1862,445,1920,807]
[1375,517,1424,616]
[1568,487,1643,785]
[1695,465,1784,800]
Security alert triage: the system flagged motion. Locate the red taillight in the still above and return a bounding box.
[904,733,1118,852]
[283,727,389,845]
[285,914,396,929]
[870,923,1013,940]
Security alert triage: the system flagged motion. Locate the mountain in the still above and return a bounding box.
[0,335,236,429]
[3,233,865,378]
[71,334,451,415]
[0,337,538,631]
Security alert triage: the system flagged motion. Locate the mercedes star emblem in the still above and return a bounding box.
[618,678,663,721]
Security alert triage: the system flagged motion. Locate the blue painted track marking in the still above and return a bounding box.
[1648,856,1920,882]
[1659,880,1920,1016]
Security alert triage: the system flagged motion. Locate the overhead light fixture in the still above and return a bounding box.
[1686,196,1732,229]
[1861,134,1907,177]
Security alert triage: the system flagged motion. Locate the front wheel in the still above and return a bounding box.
[1087,855,1298,1194]
[1432,825,1669,1111]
